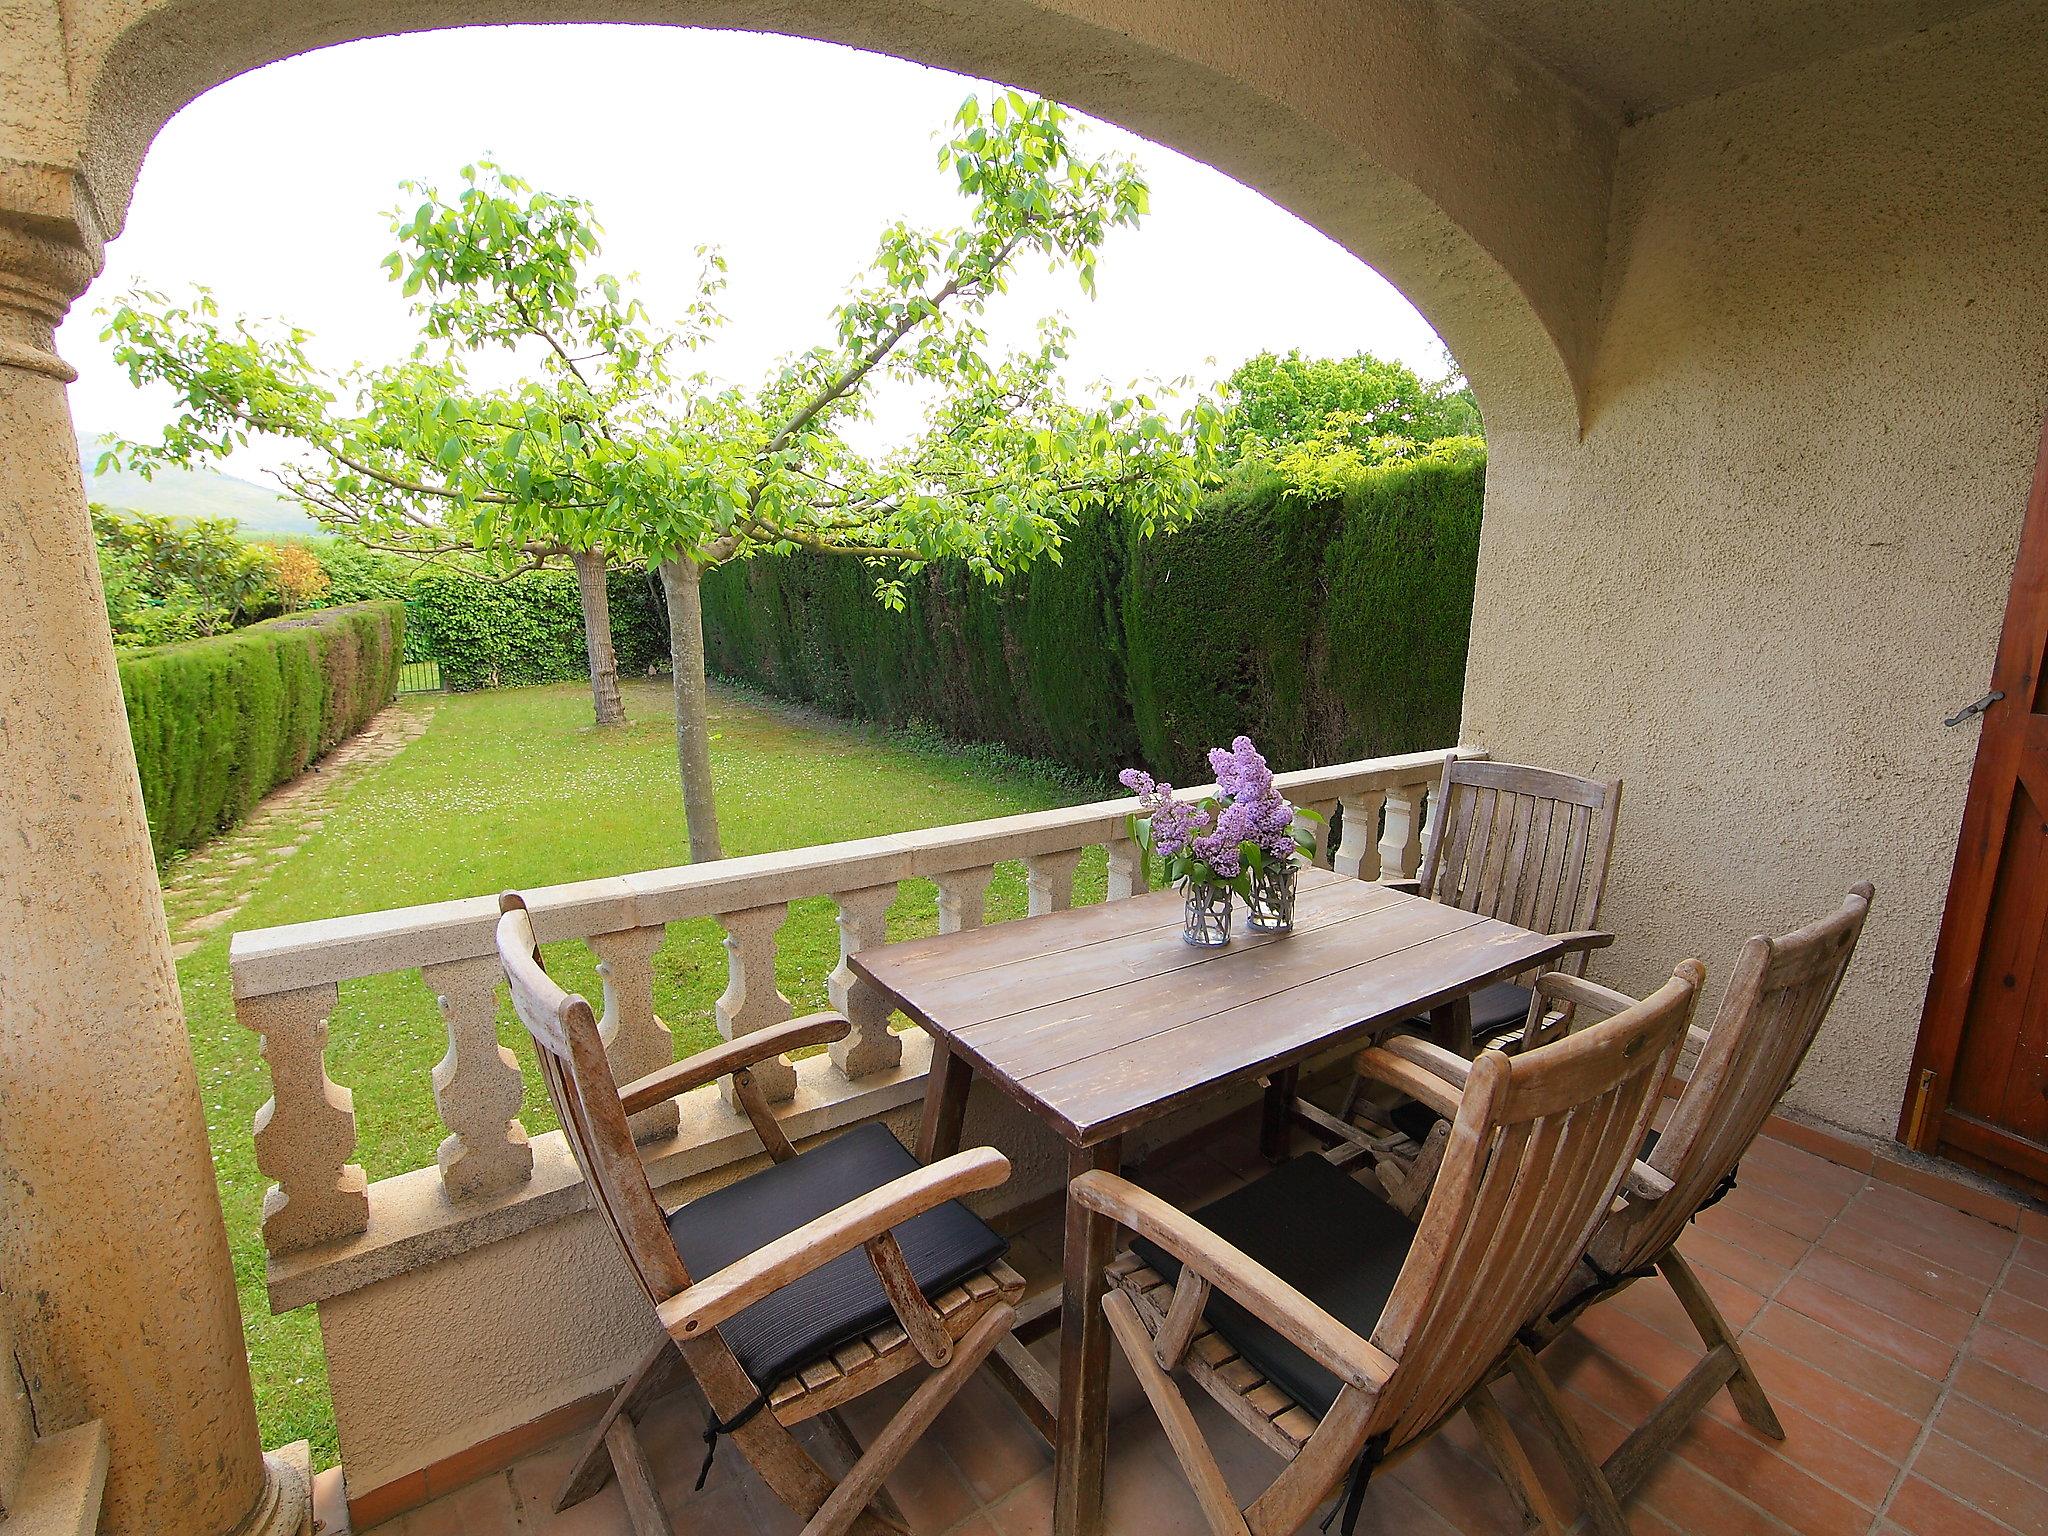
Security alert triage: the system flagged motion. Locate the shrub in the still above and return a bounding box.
[403,567,669,686]
[94,506,282,643]
[119,601,404,858]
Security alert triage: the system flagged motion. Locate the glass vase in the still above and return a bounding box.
[1182,880,1233,947]
[1246,860,1300,934]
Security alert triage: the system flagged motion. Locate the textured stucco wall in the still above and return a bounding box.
[1463,0,2048,1138]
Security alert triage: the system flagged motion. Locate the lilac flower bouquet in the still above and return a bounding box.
[1121,736,1323,945]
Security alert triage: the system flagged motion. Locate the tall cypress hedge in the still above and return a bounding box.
[703,449,1485,781]
[406,567,669,690]
[119,601,404,859]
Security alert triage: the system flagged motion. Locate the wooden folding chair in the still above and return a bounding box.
[1300,757,1624,1196]
[495,893,1026,1536]
[1074,959,1701,1536]
[1492,884,1875,1530]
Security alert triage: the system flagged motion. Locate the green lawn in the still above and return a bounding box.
[172,679,1107,1464]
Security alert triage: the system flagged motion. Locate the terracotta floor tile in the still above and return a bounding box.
[1718,1182,1836,1242]
[1986,1288,2048,1347]
[1749,1303,1946,1418]
[1646,1398,1878,1534]
[937,1515,997,1536]
[1738,1149,1864,1218]
[1818,1220,1996,1313]
[983,1470,1052,1536]
[1969,1322,2048,1393]
[1612,1265,1767,1343]
[1695,1203,1820,1270]
[1743,1135,1872,1197]
[1910,1431,2048,1536]
[2016,1235,2048,1275]
[1381,1431,1530,1534]
[1884,1474,2021,1536]
[1871,1156,2025,1230]
[1773,1276,1961,1378]
[2004,1257,2048,1311]
[1952,1353,2048,1425]
[929,1372,1053,1504]
[1930,1392,2048,1496]
[1840,1185,2017,1272]
[1634,1446,1800,1536]
[1794,1247,1982,1344]
[1683,1224,1798,1296]
[1731,1336,1924,1460]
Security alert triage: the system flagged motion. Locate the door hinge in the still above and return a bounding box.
[1945,691,2005,727]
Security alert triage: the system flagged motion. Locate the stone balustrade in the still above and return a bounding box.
[228,746,1476,1288]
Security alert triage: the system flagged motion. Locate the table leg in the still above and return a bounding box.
[916,1039,975,1164]
[1053,1137,1123,1536]
[1432,995,1475,1056]
[1261,1065,1300,1161]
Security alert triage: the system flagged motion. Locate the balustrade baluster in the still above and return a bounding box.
[1107,837,1148,900]
[1024,849,1083,916]
[1380,781,1428,881]
[588,926,679,1142]
[934,865,995,934]
[716,903,795,1101]
[829,884,901,1079]
[1333,790,1386,881]
[421,955,533,1199]
[1304,800,1339,868]
[240,982,368,1253]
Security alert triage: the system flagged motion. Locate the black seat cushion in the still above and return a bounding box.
[1130,1154,1416,1419]
[665,1121,1008,1391]
[1382,982,1531,1142]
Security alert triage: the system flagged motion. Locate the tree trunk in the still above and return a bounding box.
[571,545,627,727]
[657,556,724,862]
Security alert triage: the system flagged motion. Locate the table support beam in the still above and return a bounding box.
[1054,1137,1123,1536]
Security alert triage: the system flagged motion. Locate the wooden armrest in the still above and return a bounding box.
[658,1147,1010,1342]
[1351,1039,1467,1120]
[1379,877,1422,895]
[618,1012,851,1116]
[1530,972,1640,1022]
[1549,928,1616,955]
[1624,1160,1675,1200]
[1070,1172,1396,1393]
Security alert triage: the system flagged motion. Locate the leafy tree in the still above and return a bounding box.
[1220,349,1480,467]
[103,91,1219,860]
[92,506,281,644]
[270,544,331,611]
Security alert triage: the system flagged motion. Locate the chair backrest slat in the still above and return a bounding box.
[1367,961,1699,1446]
[497,897,690,1306]
[1415,759,1621,971]
[1592,885,1872,1278]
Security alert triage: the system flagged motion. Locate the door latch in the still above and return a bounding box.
[1945,690,2004,727]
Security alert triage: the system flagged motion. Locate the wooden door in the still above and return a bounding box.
[1903,410,2048,1195]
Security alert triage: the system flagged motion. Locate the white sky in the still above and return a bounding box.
[58,25,1451,481]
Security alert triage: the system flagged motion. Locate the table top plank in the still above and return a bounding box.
[1020,917,1559,1143]
[851,873,1561,1149]
[900,873,1402,1034]
[952,897,1482,1081]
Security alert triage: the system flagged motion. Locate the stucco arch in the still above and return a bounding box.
[51,0,1609,435]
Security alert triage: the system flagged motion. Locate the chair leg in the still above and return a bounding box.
[815,1410,911,1532]
[1504,1345,1631,1536]
[799,1305,1015,1536]
[1463,1382,1567,1535]
[1102,1289,1252,1536]
[558,1336,691,1510]
[1661,1247,1784,1439]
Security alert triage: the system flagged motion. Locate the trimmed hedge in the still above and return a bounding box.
[702,449,1486,782]
[119,601,404,858]
[406,567,668,690]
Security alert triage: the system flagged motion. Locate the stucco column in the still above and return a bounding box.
[0,167,308,1535]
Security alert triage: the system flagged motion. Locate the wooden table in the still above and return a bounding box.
[850,867,1562,1536]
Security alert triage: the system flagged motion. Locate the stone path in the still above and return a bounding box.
[160,700,436,958]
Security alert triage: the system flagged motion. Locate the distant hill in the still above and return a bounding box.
[78,433,319,536]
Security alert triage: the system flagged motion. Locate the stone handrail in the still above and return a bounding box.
[230,746,1477,1269]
